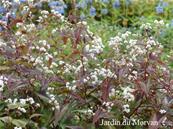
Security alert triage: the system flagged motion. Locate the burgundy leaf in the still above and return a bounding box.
[101,79,110,101]
[93,108,108,124]
[70,92,85,104]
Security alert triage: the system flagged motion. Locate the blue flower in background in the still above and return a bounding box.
[0,7,6,14]
[63,4,67,9]
[54,6,65,14]
[48,1,67,15]
[156,4,164,14]
[90,6,96,17]
[20,0,27,3]
[101,0,109,3]
[0,26,3,32]
[0,16,8,22]
[158,0,168,8]
[86,0,93,4]
[162,2,168,7]
[101,8,108,15]
[48,1,65,7]
[76,1,87,8]
[113,0,120,8]
[170,19,173,27]
[48,1,58,7]
[34,2,43,8]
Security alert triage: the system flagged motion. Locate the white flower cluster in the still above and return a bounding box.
[18,107,26,113]
[84,36,104,59]
[122,86,135,102]
[109,88,121,97]
[0,40,7,47]
[159,109,166,114]
[41,10,49,18]
[27,40,59,74]
[66,81,77,91]
[16,23,35,34]
[22,6,30,13]
[14,127,22,129]
[146,37,162,50]
[109,88,116,98]
[16,22,24,28]
[63,63,77,74]
[154,20,164,27]
[121,31,132,39]
[46,88,60,110]
[77,21,87,26]
[83,108,95,116]
[1,0,12,8]
[109,36,122,48]
[7,97,35,105]
[24,23,36,32]
[128,70,138,81]
[39,40,51,52]
[14,0,33,4]
[15,23,36,42]
[127,39,147,60]
[109,32,132,49]
[95,68,116,78]
[5,97,39,113]
[88,68,117,85]
[52,28,58,34]
[103,101,114,112]
[108,28,163,69]
[37,10,50,22]
[73,57,88,74]
[140,23,152,30]
[0,76,7,92]
[123,104,130,113]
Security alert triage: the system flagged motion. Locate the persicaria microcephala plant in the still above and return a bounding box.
[0,1,173,129]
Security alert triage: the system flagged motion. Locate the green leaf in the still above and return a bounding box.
[0,121,4,128]
[0,66,10,71]
[7,103,27,110]
[0,116,12,123]
[36,93,49,102]
[12,119,28,128]
[29,114,43,119]
[54,104,70,126]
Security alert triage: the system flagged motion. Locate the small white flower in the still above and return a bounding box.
[35,103,40,107]
[40,47,46,52]
[109,88,116,97]
[122,87,135,101]
[123,104,130,113]
[13,98,18,104]
[19,99,27,105]
[52,28,58,34]
[84,44,90,52]
[59,61,64,65]
[159,109,166,114]
[27,97,35,104]
[14,127,22,129]
[18,107,26,113]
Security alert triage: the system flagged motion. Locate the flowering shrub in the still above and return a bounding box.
[0,0,173,129]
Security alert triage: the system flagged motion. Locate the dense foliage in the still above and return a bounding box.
[0,0,173,129]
